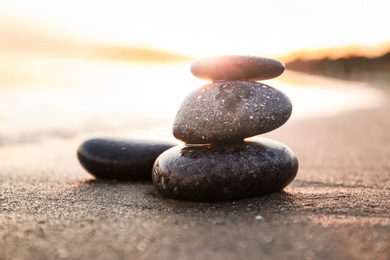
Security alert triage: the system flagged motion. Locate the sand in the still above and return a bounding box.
[0,88,389,260]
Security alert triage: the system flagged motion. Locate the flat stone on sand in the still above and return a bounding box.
[191,55,285,81]
[152,138,298,201]
[77,137,177,180]
[173,81,292,144]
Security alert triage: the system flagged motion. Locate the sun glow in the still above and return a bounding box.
[1,0,389,59]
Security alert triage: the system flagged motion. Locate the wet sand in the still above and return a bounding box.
[0,88,389,260]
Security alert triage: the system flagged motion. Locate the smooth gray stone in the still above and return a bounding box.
[173,81,292,144]
[152,138,298,201]
[190,55,285,81]
[77,137,177,180]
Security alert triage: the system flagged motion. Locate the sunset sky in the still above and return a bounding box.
[1,0,390,59]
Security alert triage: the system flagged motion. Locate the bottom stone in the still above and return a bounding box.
[152,138,298,201]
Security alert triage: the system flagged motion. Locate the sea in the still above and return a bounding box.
[0,53,386,146]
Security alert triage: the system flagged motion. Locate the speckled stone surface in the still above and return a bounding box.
[190,55,285,81]
[173,81,292,144]
[152,138,298,201]
[77,137,176,180]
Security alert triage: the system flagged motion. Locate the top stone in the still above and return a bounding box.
[190,55,285,81]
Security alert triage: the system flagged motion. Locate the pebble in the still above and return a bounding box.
[152,138,298,201]
[190,55,285,81]
[77,137,177,180]
[173,80,292,144]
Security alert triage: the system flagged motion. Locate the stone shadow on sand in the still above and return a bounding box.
[67,178,389,221]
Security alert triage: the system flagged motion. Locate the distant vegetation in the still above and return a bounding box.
[285,51,390,83]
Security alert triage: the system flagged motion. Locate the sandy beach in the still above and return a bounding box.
[1,80,389,259]
[1,2,389,258]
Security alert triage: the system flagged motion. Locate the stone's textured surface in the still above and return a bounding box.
[191,55,285,81]
[173,81,292,144]
[152,138,298,201]
[77,137,177,180]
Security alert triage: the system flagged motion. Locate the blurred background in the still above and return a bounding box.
[0,0,389,145]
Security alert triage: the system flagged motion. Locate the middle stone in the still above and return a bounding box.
[173,80,292,144]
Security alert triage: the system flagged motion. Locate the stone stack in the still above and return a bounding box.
[152,55,298,201]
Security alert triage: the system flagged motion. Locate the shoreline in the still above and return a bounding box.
[0,63,386,147]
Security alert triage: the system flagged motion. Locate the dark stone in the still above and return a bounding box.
[173,81,292,144]
[191,55,285,81]
[152,138,298,201]
[77,137,177,180]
